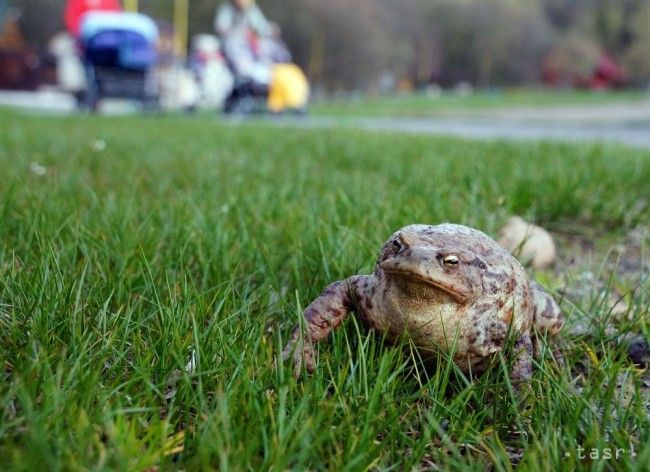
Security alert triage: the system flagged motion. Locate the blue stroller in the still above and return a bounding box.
[79,11,159,111]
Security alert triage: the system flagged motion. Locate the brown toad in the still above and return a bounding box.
[282,223,564,383]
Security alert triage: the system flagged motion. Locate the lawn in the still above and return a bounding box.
[311,88,647,118]
[0,111,649,470]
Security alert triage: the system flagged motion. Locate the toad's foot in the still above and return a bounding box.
[281,330,316,379]
[531,281,564,336]
[510,333,534,387]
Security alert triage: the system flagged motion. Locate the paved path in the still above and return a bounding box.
[2,89,650,149]
[274,113,650,149]
[274,99,650,149]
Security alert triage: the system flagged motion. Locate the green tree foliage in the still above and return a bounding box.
[623,1,650,83]
[7,0,66,49]
[7,0,650,90]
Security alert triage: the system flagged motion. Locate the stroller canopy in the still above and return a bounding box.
[80,11,159,43]
[80,12,159,71]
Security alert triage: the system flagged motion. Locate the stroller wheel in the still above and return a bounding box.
[223,89,244,114]
[73,91,86,110]
[82,88,100,113]
[141,95,160,113]
[81,65,100,113]
[223,96,237,114]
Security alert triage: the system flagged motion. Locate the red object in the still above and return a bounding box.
[592,54,626,88]
[64,0,122,36]
[247,30,260,58]
[541,51,627,90]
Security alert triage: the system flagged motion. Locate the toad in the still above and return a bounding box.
[282,224,564,383]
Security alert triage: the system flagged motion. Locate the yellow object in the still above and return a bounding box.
[174,0,189,59]
[124,0,138,12]
[585,344,599,366]
[267,64,309,113]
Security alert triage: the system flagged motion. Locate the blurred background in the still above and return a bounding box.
[0,0,649,114]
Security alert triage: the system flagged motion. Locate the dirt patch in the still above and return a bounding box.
[546,223,649,421]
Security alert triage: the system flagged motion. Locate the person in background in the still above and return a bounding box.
[214,0,275,44]
[214,0,277,85]
[64,0,121,37]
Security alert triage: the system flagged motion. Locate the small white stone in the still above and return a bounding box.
[498,216,556,269]
[29,162,47,176]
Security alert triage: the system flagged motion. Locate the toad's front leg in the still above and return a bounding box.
[509,332,534,387]
[282,275,371,378]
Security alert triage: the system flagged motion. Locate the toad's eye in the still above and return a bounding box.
[392,239,402,250]
[443,255,460,265]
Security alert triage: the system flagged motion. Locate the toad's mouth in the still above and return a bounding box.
[380,265,471,303]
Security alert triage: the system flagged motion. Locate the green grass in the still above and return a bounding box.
[311,88,647,117]
[0,110,649,470]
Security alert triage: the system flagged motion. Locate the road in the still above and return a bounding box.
[274,113,650,149]
[273,99,650,149]
[2,89,650,149]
